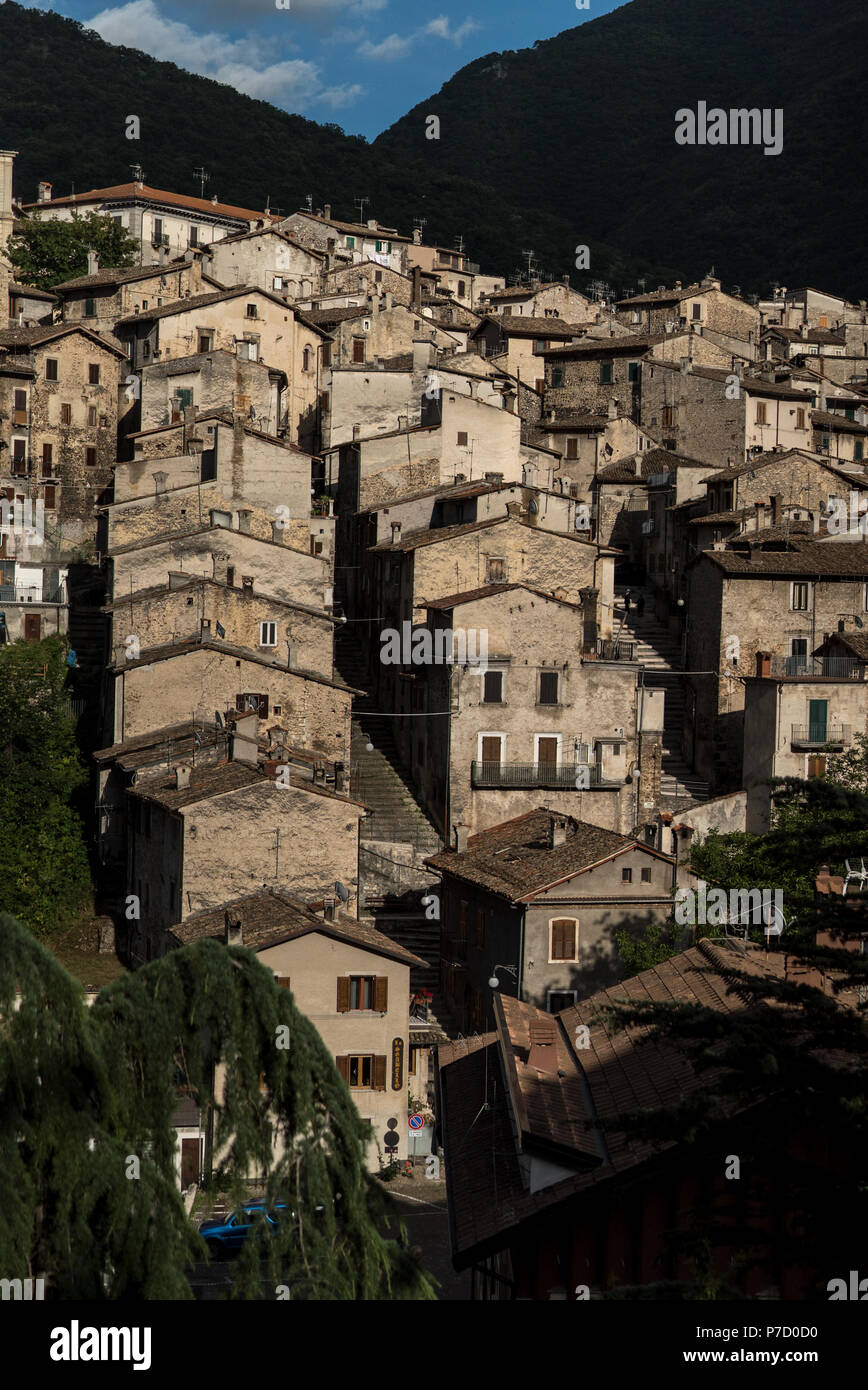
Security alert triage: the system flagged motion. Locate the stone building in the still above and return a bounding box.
[685,533,868,787]
[480,280,595,324]
[165,889,426,1169]
[204,227,325,298]
[400,584,664,839]
[469,315,582,386]
[53,252,207,326]
[135,349,286,438]
[307,297,459,372]
[0,322,125,547]
[426,809,675,1028]
[541,336,659,419]
[281,209,410,276]
[640,362,814,464]
[615,277,760,344]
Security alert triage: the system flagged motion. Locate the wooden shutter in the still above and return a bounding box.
[276,975,291,990]
[538,736,559,765]
[336,976,350,1012]
[374,976,388,1012]
[481,736,501,764]
[373,1056,387,1091]
[336,1055,349,1083]
[551,918,575,960]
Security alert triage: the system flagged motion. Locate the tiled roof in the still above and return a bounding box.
[543,412,611,432]
[595,446,711,483]
[818,631,868,661]
[370,514,599,554]
[765,326,846,344]
[101,575,334,623]
[51,258,193,291]
[211,227,324,258]
[9,281,56,300]
[130,760,262,808]
[114,285,299,326]
[288,210,410,241]
[109,635,355,694]
[812,410,868,435]
[303,305,368,325]
[615,282,709,307]
[700,535,868,576]
[169,887,426,965]
[94,719,217,763]
[540,335,661,358]
[702,448,868,486]
[426,809,667,901]
[494,316,584,339]
[0,322,128,356]
[424,582,584,612]
[23,182,271,221]
[438,939,792,1263]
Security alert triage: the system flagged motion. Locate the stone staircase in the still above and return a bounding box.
[615,593,711,804]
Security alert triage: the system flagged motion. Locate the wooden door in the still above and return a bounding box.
[537,738,559,778]
[24,614,41,641]
[481,736,501,766]
[181,1137,200,1189]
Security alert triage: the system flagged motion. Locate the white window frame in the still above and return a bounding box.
[548,916,578,964]
[259,621,278,648]
[534,732,562,765]
[790,581,811,611]
[546,988,578,1012]
[477,731,505,762]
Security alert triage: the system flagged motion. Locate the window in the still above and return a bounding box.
[791,582,810,611]
[189,226,199,247]
[622,867,633,883]
[349,1056,372,1088]
[348,976,376,1011]
[536,378,545,394]
[60,403,72,425]
[352,339,365,364]
[142,340,151,361]
[346,236,355,249]
[807,754,826,778]
[475,907,485,948]
[41,443,53,476]
[12,389,27,426]
[153,217,163,241]
[548,990,577,1013]
[375,240,382,253]
[408,1046,419,1076]
[259,621,277,647]
[84,298,96,317]
[337,1055,387,1091]
[198,331,213,353]
[374,270,383,284]
[632,310,641,323]
[87,406,97,427]
[641,867,652,883]
[486,557,506,583]
[458,281,466,296]
[538,670,559,705]
[302,347,311,372]
[796,408,806,429]
[566,437,578,458]
[550,918,577,961]
[88,363,100,385]
[457,431,468,446]
[600,362,613,384]
[856,442,864,461]
[245,303,258,319]
[236,692,268,717]
[44,484,56,510]
[756,401,768,425]
[552,366,564,388]
[692,303,701,321]
[45,358,58,381]
[320,391,329,412]
[662,406,674,428]
[535,339,548,352]
[85,447,97,467]
[627,361,640,383]
[483,670,503,703]
[322,342,331,368]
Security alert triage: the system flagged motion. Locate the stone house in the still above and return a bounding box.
[743,644,868,831]
[53,253,207,327]
[164,889,426,1169]
[107,524,332,614]
[103,574,335,676]
[204,228,325,298]
[481,280,595,324]
[125,757,366,940]
[425,809,675,1028]
[323,259,438,308]
[615,277,760,344]
[539,408,655,498]
[811,409,868,463]
[281,209,410,276]
[399,585,664,839]
[593,447,716,572]
[24,180,271,264]
[761,324,847,362]
[0,322,125,546]
[640,362,814,464]
[469,315,581,386]
[107,632,354,753]
[8,280,55,327]
[758,286,855,332]
[685,534,868,788]
[405,234,476,306]
[308,297,459,372]
[0,557,67,642]
[135,349,286,438]
[541,336,659,419]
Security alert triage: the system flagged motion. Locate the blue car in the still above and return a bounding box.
[199,1201,289,1258]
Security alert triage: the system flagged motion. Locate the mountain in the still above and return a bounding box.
[1,0,865,298]
[376,0,868,299]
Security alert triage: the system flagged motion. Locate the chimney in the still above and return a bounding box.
[323,899,337,921]
[323,203,331,221]
[453,824,470,853]
[37,179,52,204]
[771,493,782,525]
[607,398,619,420]
[550,814,569,848]
[385,291,393,311]
[412,337,435,374]
[86,250,99,276]
[390,520,402,544]
[755,650,772,679]
[367,218,377,230]
[562,274,570,286]
[224,911,243,947]
[231,712,258,764]
[174,765,191,789]
[370,291,380,317]
[800,322,809,339]
[241,575,254,593]
[412,265,423,309]
[527,1017,559,1073]
[506,501,522,518]
[634,453,643,477]
[271,520,285,544]
[484,471,504,484]
[413,226,422,245]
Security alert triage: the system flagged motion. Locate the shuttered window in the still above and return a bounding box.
[336,976,351,1013]
[339,1056,388,1091]
[550,918,577,960]
[275,975,291,990]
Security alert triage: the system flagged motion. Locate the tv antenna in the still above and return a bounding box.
[521,248,537,279]
[455,234,465,255]
[130,164,145,184]
[413,216,427,231]
[193,167,210,198]
[354,196,370,225]
[305,193,313,212]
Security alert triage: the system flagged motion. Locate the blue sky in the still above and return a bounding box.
[20,0,626,137]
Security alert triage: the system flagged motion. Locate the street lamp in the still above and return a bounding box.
[488,964,517,989]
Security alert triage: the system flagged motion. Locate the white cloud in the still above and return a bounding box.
[357,12,480,61]
[87,0,364,112]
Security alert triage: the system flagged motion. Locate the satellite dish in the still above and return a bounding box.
[855,617,864,629]
[334,881,349,903]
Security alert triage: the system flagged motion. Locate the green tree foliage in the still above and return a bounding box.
[615,918,686,976]
[5,211,138,292]
[0,636,91,933]
[823,730,868,794]
[0,915,436,1300]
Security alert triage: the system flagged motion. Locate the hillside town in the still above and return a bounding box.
[2,151,866,1303]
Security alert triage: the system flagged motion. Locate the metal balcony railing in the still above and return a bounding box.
[770,656,863,679]
[791,724,850,747]
[0,584,66,603]
[594,637,637,661]
[471,761,602,788]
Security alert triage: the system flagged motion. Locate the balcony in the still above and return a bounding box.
[769,656,864,680]
[0,584,66,604]
[592,637,637,661]
[471,760,604,788]
[791,724,850,750]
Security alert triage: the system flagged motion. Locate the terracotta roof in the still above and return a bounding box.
[0,322,128,356]
[595,446,712,483]
[370,514,599,554]
[812,410,868,435]
[114,285,299,327]
[424,583,583,612]
[51,258,194,292]
[169,887,426,965]
[540,335,661,358]
[23,182,271,222]
[288,211,410,242]
[426,809,668,902]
